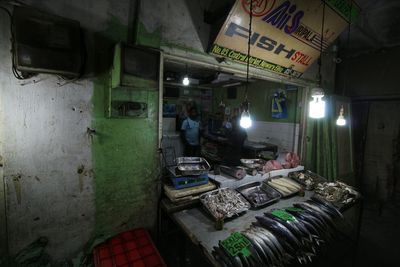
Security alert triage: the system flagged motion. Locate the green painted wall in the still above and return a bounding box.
[213,80,303,123]
[91,17,160,236]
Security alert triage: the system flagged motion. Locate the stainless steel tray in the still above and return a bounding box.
[199,187,250,220]
[176,157,211,176]
[288,170,327,190]
[236,181,281,208]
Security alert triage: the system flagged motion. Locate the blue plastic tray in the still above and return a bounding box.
[170,174,209,189]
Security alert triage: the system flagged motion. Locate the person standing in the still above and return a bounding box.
[223,116,247,166]
[181,107,201,157]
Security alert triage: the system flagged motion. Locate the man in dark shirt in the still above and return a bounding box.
[223,116,247,166]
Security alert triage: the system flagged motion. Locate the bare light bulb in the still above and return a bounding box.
[309,95,326,118]
[240,110,252,129]
[182,76,190,86]
[336,106,346,126]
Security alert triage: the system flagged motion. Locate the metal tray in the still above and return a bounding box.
[288,170,327,190]
[313,181,361,208]
[199,187,250,220]
[264,176,301,198]
[176,157,211,176]
[236,181,281,208]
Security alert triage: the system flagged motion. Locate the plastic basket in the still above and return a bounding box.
[93,228,167,267]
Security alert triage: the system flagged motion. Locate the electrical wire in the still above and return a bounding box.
[245,0,253,103]
[1,5,33,79]
[245,0,253,100]
[343,1,353,96]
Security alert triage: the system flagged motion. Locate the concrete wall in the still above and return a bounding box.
[0,0,158,260]
[336,46,400,97]
[139,0,213,50]
[336,47,400,197]
[362,102,400,198]
[0,4,96,258]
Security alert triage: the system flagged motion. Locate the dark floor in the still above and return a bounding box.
[354,191,400,267]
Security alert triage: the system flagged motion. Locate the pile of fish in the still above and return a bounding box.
[236,182,281,208]
[212,197,344,266]
[267,177,302,197]
[220,165,247,180]
[247,191,270,206]
[241,159,265,170]
[200,188,251,220]
[262,160,282,173]
[289,170,325,190]
[281,152,300,169]
[315,181,360,205]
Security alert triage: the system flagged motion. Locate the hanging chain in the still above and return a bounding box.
[343,1,353,96]
[245,0,253,102]
[318,0,326,87]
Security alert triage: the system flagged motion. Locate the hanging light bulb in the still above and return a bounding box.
[309,1,327,119]
[240,101,252,129]
[240,110,252,129]
[336,3,352,127]
[309,88,326,119]
[182,75,190,86]
[239,0,253,130]
[336,105,346,126]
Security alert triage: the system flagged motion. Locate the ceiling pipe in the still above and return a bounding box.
[129,0,141,45]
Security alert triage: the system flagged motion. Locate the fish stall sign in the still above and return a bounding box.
[210,0,359,78]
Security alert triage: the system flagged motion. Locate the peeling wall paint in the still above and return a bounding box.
[0,72,95,258]
[0,0,117,259]
[89,10,161,236]
[92,74,160,237]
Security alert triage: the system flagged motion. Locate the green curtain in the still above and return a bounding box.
[305,96,338,181]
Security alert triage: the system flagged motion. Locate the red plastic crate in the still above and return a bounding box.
[94,228,167,267]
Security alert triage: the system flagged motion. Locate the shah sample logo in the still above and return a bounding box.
[241,0,276,17]
[241,0,304,34]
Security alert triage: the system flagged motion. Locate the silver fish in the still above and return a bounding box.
[251,226,287,260]
[248,228,282,266]
[242,231,272,266]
